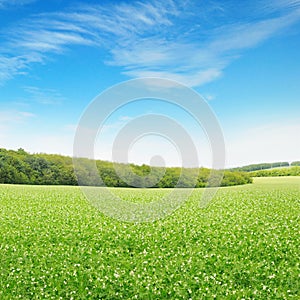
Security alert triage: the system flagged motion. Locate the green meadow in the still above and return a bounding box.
[0,177,299,299]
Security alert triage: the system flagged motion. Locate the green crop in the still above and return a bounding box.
[0,177,299,299]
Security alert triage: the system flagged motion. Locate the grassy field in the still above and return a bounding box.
[0,177,299,299]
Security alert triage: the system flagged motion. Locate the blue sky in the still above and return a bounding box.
[0,0,300,167]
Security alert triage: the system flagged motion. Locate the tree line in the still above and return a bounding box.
[229,162,292,172]
[0,148,253,187]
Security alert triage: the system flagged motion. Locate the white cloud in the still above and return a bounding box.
[0,0,37,9]
[19,111,35,118]
[0,110,35,123]
[202,94,215,101]
[262,0,300,12]
[119,116,133,122]
[0,0,300,86]
[23,86,66,105]
[123,69,222,88]
[0,55,31,84]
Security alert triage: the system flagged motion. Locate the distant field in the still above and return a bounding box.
[0,177,299,299]
[253,176,300,185]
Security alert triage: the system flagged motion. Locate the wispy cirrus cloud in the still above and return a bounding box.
[23,86,66,105]
[0,0,179,84]
[1,0,300,87]
[261,0,300,12]
[0,0,37,9]
[0,53,43,84]
[0,110,35,122]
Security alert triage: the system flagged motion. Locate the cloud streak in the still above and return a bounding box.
[0,0,37,9]
[23,86,66,105]
[1,0,300,86]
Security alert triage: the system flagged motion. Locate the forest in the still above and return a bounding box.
[249,166,300,177]
[0,148,252,187]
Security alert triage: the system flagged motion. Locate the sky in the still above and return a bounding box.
[0,0,300,168]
